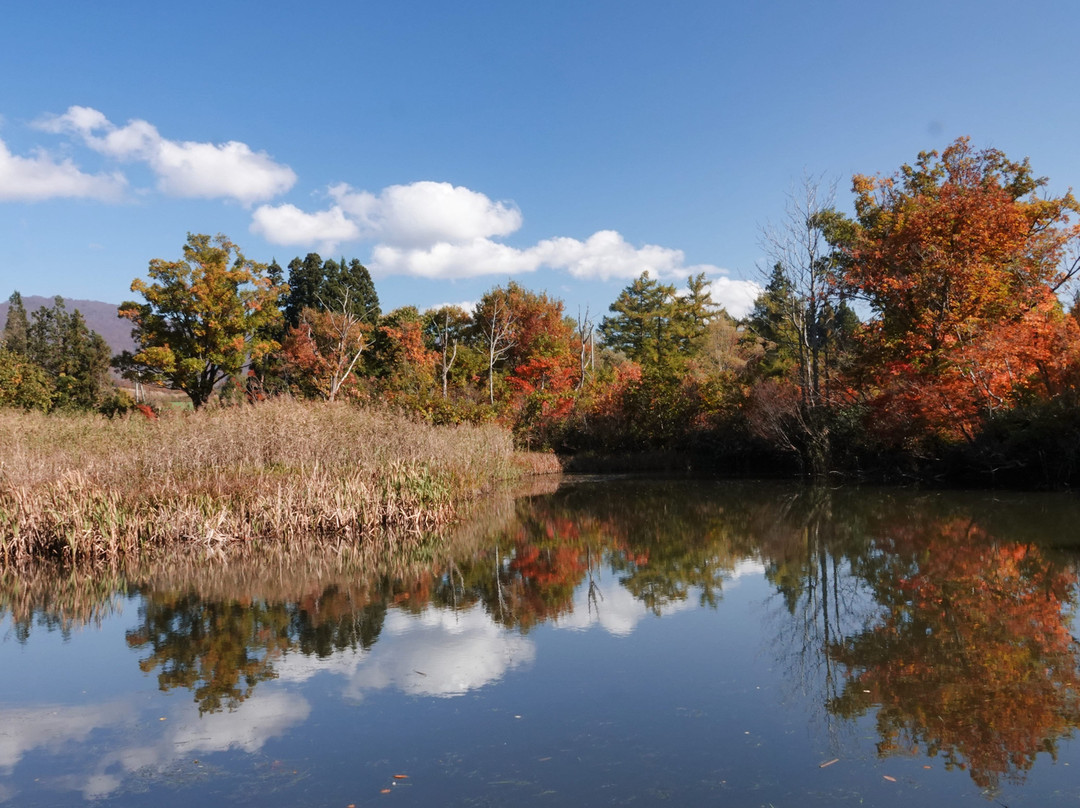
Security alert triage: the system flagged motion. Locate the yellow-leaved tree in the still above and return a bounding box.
[114,233,286,408]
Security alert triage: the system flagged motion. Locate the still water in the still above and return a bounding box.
[3,477,1080,806]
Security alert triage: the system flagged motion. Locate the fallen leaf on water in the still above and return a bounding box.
[883,775,897,782]
[393,774,408,779]
[923,765,931,769]
[380,789,392,794]
[819,758,840,768]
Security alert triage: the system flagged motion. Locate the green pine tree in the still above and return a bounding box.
[2,291,29,355]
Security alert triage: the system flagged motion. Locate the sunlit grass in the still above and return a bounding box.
[0,398,533,563]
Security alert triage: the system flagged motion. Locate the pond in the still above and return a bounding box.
[3,477,1080,806]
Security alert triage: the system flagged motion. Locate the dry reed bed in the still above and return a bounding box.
[0,478,541,631]
[0,399,518,563]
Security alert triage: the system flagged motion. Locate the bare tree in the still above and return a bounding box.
[759,174,838,405]
[285,289,373,402]
[575,306,594,390]
[755,173,852,476]
[475,292,517,405]
[425,306,468,399]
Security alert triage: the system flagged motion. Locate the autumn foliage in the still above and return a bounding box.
[838,138,1080,446]
[7,137,1080,482]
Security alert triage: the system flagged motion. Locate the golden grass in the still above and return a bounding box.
[0,474,565,632]
[0,398,520,564]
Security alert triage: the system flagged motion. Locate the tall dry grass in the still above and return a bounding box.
[0,398,519,563]
[0,474,564,632]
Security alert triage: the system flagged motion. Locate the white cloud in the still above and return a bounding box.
[0,138,126,201]
[252,181,522,254]
[532,230,714,282]
[80,774,123,800]
[250,203,360,252]
[152,139,296,201]
[330,181,523,246]
[37,106,296,204]
[730,557,766,579]
[366,229,718,283]
[370,237,540,278]
[423,300,476,314]
[696,276,762,319]
[248,180,751,301]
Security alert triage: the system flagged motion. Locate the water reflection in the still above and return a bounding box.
[827,513,1080,790]
[2,479,1080,802]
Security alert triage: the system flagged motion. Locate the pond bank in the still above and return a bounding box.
[0,400,557,565]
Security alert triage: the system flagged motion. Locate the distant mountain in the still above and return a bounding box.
[0,296,136,357]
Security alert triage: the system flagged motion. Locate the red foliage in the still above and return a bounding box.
[841,138,1080,443]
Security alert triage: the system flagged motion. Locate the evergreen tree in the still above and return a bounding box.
[746,263,800,378]
[2,291,28,355]
[599,272,679,368]
[266,259,285,287]
[333,258,381,325]
[283,254,380,327]
[25,297,112,409]
[674,272,718,356]
[283,252,324,326]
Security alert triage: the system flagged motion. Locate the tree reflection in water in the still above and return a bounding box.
[826,512,1080,790]
[759,487,1080,791]
[3,479,1080,790]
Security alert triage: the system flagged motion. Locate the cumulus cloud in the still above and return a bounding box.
[0,138,126,201]
[250,179,755,312]
[366,229,714,283]
[691,276,762,319]
[37,105,296,204]
[0,690,310,801]
[331,181,523,246]
[370,237,539,278]
[250,203,360,253]
[162,691,310,756]
[253,180,522,255]
[532,230,706,281]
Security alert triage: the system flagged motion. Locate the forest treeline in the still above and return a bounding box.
[4,137,1080,487]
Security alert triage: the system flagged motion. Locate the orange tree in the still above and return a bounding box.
[835,138,1080,446]
[278,305,371,402]
[116,233,285,408]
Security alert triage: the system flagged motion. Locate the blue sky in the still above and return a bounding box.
[2,0,1078,320]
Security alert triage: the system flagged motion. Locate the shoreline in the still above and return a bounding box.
[1,399,558,565]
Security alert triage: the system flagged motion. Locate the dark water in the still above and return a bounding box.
[3,477,1080,806]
